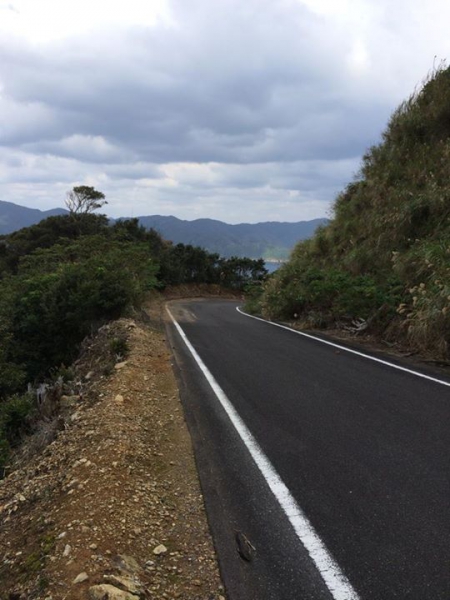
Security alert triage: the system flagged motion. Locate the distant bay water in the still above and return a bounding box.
[265,261,285,273]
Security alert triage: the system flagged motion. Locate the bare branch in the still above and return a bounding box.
[65,186,107,215]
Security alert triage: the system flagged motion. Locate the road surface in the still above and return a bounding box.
[166,299,450,600]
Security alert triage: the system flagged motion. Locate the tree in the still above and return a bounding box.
[66,186,107,215]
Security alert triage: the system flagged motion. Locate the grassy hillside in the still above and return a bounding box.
[253,65,450,359]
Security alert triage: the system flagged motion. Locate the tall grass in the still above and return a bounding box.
[255,64,450,358]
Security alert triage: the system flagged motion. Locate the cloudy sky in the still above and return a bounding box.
[0,0,449,223]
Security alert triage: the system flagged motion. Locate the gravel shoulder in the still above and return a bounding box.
[0,299,225,599]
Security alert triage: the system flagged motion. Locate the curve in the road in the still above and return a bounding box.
[167,305,360,600]
[167,299,450,600]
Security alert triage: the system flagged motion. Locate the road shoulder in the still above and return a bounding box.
[0,311,224,599]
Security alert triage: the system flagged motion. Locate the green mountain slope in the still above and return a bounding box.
[0,201,326,259]
[256,65,450,359]
[131,215,328,259]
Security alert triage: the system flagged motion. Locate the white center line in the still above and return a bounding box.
[167,306,361,600]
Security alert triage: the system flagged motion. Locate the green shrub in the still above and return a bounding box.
[0,436,10,478]
[109,336,129,358]
[50,365,74,383]
[243,282,265,314]
[0,237,159,380]
[0,393,34,448]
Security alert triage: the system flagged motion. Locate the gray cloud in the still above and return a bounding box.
[0,2,387,160]
[0,0,449,222]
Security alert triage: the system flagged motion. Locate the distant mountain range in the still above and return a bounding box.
[0,201,67,234]
[0,200,327,259]
[128,215,327,259]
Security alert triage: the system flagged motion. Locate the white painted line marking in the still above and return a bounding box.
[167,306,360,600]
[236,307,450,388]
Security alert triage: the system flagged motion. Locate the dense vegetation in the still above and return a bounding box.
[0,208,266,473]
[251,65,450,358]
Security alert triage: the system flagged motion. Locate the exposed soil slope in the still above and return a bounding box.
[0,311,224,599]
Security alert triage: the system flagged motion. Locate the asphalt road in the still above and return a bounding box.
[166,299,450,600]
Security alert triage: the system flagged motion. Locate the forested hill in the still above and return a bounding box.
[126,215,327,259]
[0,211,267,474]
[253,65,450,360]
[0,201,326,259]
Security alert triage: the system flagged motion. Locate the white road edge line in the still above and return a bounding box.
[236,307,450,388]
[166,306,360,600]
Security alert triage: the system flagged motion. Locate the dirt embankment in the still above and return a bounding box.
[0,298,225,600]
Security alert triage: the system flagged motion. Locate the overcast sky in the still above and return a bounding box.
[0,0,449,223]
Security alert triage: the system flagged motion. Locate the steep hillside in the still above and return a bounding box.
[256,65,450,359]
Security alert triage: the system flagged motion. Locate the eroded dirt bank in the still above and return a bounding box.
[0,302,225,599]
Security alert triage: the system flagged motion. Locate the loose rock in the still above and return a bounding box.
[103,574,143,596]
[88,584,139,600]
[73,572,89,584]
[114,361,128,370]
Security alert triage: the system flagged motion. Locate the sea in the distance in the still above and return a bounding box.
[265,261,284,273]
